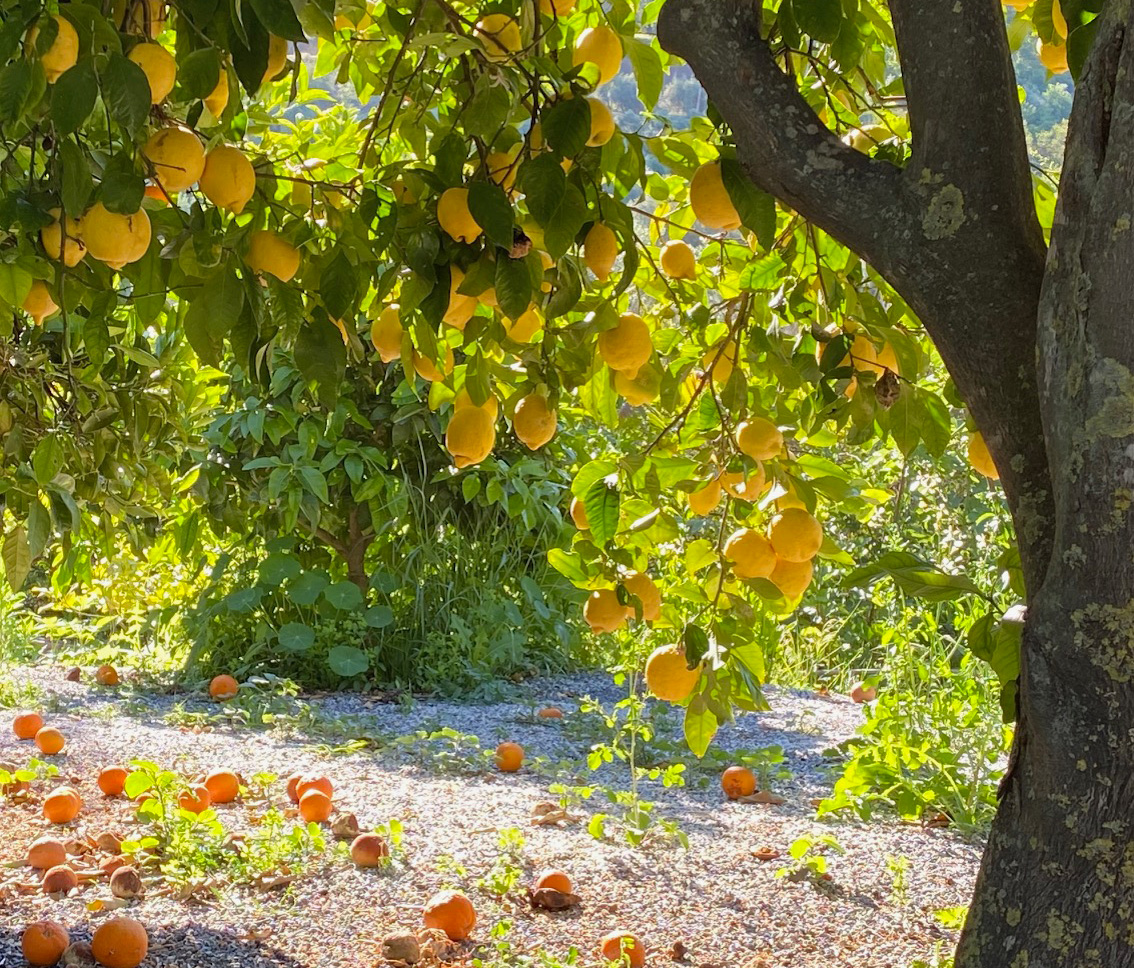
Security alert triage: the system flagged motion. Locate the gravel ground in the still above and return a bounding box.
[0,664,981,968]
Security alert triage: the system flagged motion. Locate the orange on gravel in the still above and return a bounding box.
[98,767,129,797]
[177,784,211,814]
[209,674,239,700]
[534,868,573,893]
[13,711,43,739]
[286,772,304,803]
[298,789,332,822]
[95,665,120,686]
[92,916,148,968]
[296,775,333,800]
[21,920,70,967]
[350,833,390,867]
[43,787,81,824]
[26,837,67,869]
[42,864,78,894]
[537,706,564,719]
[850,682,877,703]
[423,889,477,941]
[35,726,65,755]
[721,765,757,800]
[495,741,524,772]
[600,931,646,968]
[203,770,239,804]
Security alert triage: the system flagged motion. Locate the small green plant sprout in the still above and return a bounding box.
[477,827,526,896]
[0,757,57,797]
[775,832,845,887]
[887,853,911,906]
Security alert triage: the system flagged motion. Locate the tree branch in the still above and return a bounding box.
[657,0,905,259]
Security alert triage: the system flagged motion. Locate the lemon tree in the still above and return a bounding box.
[0,0,1125,959]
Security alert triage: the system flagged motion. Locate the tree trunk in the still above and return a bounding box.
[656,1,1134,964]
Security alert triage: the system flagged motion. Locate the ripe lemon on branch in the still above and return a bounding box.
[645,645,700,702]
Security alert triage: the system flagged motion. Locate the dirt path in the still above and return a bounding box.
[0,665,979,967]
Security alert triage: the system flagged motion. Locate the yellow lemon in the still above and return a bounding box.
[598,312,652,376]
[584,223,618,282]
[968,431,999,480]
[199,145,256,214]
[736,417,783,461]
[659,240,696,280]
[586,97,615,147]
[122,0,167,38]
[505,306,543,342]
[454,388,499,420]
[1038,40,1068,73]
[438,188,482,243]
[623,572,661,622]
[572,26,622,86]
[702,340,737,383]
[1002,0,1029,9]
[539,0,576,15]
[22,281,58,325]
[204,71,229,117]
[370,305,403,363]
[842,124,892,153]
[487,149,520,191]
[142,127,206,194]
[769,508,823,563]
[128,42,176,103]
[770,557,813,599]
[475,14,522,63]
[687,478,722,515]
[446,405,496,468]
[538,249,554,292]
[689,161,740,231]
[569,496,589,530]
[513,394,557,450]
[583,588,627,634]
[41,211,85,267]
[720,464,766,502]
[644,645,699,701]
[443,267,478,330]
[264,34,288,83]
[724,528,777,580]
[82,203,152,268]
[614,365,660,406]
[413,345,454,382]
[27,15,79,83]
[1052,0,1067,37]
[245,230,301,282]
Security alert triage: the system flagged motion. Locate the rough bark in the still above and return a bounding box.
[657,0,1054,590]
[656,0,1134,965]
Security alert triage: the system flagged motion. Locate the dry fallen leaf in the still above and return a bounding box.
[331,812,361,840]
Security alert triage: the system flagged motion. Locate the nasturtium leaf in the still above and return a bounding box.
[324,579,364,611]
[278,622,316,652]
[328,645,369,677]
[287,569,330,605]
[259,553,302,585]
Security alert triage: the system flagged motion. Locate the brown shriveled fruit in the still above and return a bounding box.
[42,864,79,894]
[110,866,143,899]
[380,931,421,964]
[62,940,97,968]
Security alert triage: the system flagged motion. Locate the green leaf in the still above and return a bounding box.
[32,438,63,485]
[328,644,369,677]
[494,254,531,320]
[721,158,776,249]
[625,38,663,111]
[177,48,221,99]
[583,475,620,546]
[520,154,567,226]
[249,0,306,42]
[547,548,590,585]
[259,553,302,585]
[59,139,93,218]
[100,53,151,135]
[2,525,31,592]
[51,61,98,135]
[790,0,843,42]
[468,181,514,249]
[844,551,983,602]
[363,605,394,628]
[231,13,270,95]
[184,264,245,365]
[0,264,32,309]
[543,185,588,259]
[464,80,512,141]
[99,168,146,215]
[278,622,316,652]
[287,569,329,605]
[325,579,364,611]
[684,695,718,757]
[320,250,358,323]
[541,97,591,157]
[123,771,153,800]
[0,59,39,124]
[27,501,50,559]
[682,623,709,665]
